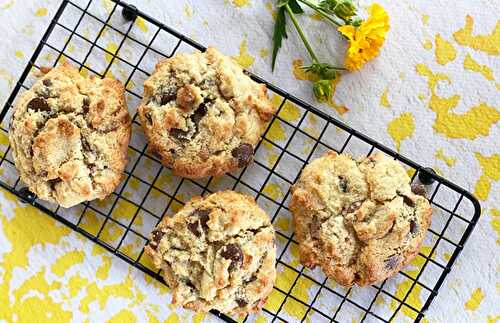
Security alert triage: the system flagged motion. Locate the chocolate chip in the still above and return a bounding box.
[149,229,165,250]
[27,98,50,112]
[246,275,257,283]
[169,128,189,140]
[221,243,243,271]
[43,79,52,87]
[236,299,248,307]
[160,92,176,105]
[310,216,321,239]
[339,177,348,193]
[194,209,210,232]
[402,195,415,207]
[143,111,152,126]
[409,220,418,235]
[47,178,61,190]
[411,184,426,196]
[231,143,253,167]
[385,255,399,270]
[82,97,90,114]
[81,138,91,152]
[343,201,363,216]
[187,221,201,237]
[190,104,207,127]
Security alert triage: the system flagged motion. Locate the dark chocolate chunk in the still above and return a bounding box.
[144,111,152,126]
[160,92,176,105]
[47,178,61,190]
[231,143,253,167]
[27,98,50,112]
[81,138,91,152]
[409,220,418,235]
[246,275,257,283]
[221,243,243,271]
[385,255,399,270]
[194,209,210,232]
[190,104,207,127]
[169,128,189,140]
[411,184,426,196]
[43,79,52,87]
[402,195,415,207]
[187,221,201,237]
[339,176,348,193]
[82,97,90,114]
[149,229,165,249]
[236,299,248,307]
[343,201,363,215]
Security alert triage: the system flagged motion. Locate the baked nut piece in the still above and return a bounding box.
[9,63,131,208]
[145,191,276,315]
[137,47,275,179]
[290,152,432,287]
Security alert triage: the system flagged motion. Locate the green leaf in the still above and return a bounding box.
[271,7,288,71]
[288,0,304,13]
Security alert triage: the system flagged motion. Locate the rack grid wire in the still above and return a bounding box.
[0,1,481,322]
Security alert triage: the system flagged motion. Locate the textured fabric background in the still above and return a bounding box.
[0,0,498,322]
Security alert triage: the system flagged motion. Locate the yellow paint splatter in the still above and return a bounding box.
[259,48,269,58]
[0,193,74,322]
[265,1,277,19]
[15,50,24,59]
[51,251,85,277]
[276,217,290,232]
[232,40,255,69]
[435,148,456,167]
[192,312,206,323]
[453,15,500,55]
[262,141,279,166]
[310,11,324,21]
[107,309,137,322]
[487,315,500,323]
[464,53,495,81]
[390,271,423,319]
[422,14,429,25]
[380,87,391,108]
[101,0,114,13]
[35,7,48,17]
[165,313,180,323]
[435,34,457,65]
[267,120,286,142]
[474,152,500,201]
[416,64,500,139]
[387,112,415,151]
[263,183,283,200]
[68,275,89,298]
[232,0,250,7]
[183,4,193,18]
[105,42,118,63]
[264,289,286,312]
[1,0,14,9]
[464,288,485,311]
[443,252,451,262]
[274,95,301,122]
[492,209,500,245]
[96,256,112,280]
[135,17,148,33]
[423,40,433,50]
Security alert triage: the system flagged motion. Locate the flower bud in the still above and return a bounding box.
[334,0,356,20]
[313,80,333,102]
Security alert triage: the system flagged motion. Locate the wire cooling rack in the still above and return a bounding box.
[0,1,481,322]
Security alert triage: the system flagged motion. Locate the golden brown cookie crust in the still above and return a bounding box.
[290,152,432,287]
[9,63,131,208]
[137,47,275,179]
[145,191,276,315]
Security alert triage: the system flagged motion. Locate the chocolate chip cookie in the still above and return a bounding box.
[145,190,276,315]
[290,152,432,286]
[9,63,131,208]
[137,47,275,179]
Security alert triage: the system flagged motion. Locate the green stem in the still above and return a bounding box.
[297,0,344,26]
[285,4,318,63]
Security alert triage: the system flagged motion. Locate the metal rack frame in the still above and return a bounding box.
[0,1,481,322]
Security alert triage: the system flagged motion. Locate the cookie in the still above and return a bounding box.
[9,63,131,208]
[290,152,432,286]
[145,190,276,315]
[137,47,275,179]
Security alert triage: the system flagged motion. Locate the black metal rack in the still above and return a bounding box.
[0,1,481,322]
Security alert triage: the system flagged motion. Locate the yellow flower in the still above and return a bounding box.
[338,4,390,71]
